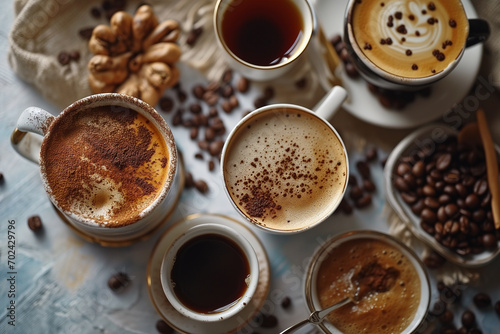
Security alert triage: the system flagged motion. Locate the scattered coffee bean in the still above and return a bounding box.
[281,296,292,309]
[78,27,95,40]
[473,293,491,308]
[107,272,131,292]
[365,147,378,162]
[194,179,209,194]
[461,310,476,328]
[208,160,215,172]
[0,172,4,183]
[295,77,307,89]
[185,172,195,188]
[439,310,454,324]
[186,26,203,46]
[423,250,446,269]
[57,51,71,65]
[159,96,174,112]
[237,77,250,93]
[222,68,233,83]
[27,215,43,232]
[155,319,174,334]
[355,193,372,208]
[356,160,371,179]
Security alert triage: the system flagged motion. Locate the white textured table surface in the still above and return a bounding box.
[2,1,500,334]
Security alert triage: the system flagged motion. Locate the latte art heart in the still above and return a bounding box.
[351,0,468,78]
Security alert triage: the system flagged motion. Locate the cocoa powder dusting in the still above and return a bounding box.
[41,106,168,226]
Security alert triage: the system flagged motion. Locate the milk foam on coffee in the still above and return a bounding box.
[223,108,347,232]
[41,106,169,227]
[352,0,468,78]
[316,238,421,333]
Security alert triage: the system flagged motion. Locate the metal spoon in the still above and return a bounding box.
[278,297,352,334]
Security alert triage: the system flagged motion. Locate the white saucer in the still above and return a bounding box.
[147,214,270,334]
[313,0,483,129]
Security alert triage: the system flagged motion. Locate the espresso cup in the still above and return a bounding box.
[343,0,490,90]
[160,222,259,322]
[221,86,349,234]
[11,93,184,245]
[213,0,315,81]
[304,230,430,334]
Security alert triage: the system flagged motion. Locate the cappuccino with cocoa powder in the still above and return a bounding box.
[222,106,348,232]
[351,0,468,79]
[41,105,170,227]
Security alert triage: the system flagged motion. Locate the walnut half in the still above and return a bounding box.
[88,5,181,106]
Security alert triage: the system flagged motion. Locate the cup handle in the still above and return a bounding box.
[466,19,490,48]
[313,85,348,120]
[11,107,55,164]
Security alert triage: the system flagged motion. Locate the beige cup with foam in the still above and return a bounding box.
[11,93,184,245]
[221,86,349,234]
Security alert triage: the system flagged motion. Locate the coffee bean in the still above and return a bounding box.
[465,194,480,210]
[237,77,250,93]
[436,153,452,170]
[222,69,233,83]
[28,215,43,232]
[473,293,491,308]
[208,160,215,172]
[221,85,234,98]
[423,250,445,269]
[254,96,268,109]
[355,194,372,208]
[108,272,130,292]
[363,179,376,193]
[208,140,224,156]
[356,160,371,179]
[0,173,4,183]
[281,296,291,309]
[394,176,410,192]
[396,162,411,176]
[194,179,209,194]
[78,27,94,40]
[473,179,488,196]
[192,84,206,99]
[439,310,454,324]
[190,127,198,140]
[176,89,188,103]
[58,51,71,65]
[189,103,202,114]
[295,77,307,89]
[155,319,174,334]
[421,208,437,223]
[159,96,174,112]
[349,185,363,200]
[461,310,476,328]
[185,172,194,188]
[338,198,353,215]
[263,86,275,100]
[203,91,219,106]
[481,233,497,249]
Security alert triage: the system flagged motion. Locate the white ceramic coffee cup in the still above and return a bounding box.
[160,222,259,322]
[221,86,349,234]
[343,0,490,90]
[213,0,315,81]
[304,230,431,334]
[11,93,183,245]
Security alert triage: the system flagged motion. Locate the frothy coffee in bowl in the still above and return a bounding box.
[222,107,348,232]
[41,105,170,227]
[351,0,468,79]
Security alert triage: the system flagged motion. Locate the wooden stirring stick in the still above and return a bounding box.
[476,109,500,229]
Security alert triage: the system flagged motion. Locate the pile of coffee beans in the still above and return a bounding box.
[329,34,432,110]
[393,134,498,256]
[157,69,257,194]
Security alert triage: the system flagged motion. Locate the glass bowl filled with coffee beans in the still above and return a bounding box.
[384,124,500,267]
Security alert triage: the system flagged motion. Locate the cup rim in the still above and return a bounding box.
[213,0,314,72]
[39,93,178,229]
[160,222,260,322]
[220,103,349,234]
[344,0,468,87]
[304,230,431,334]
